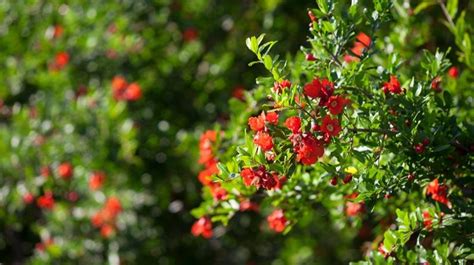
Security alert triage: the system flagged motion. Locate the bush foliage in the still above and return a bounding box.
[0,0,472,264]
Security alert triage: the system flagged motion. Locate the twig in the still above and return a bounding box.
[438,0,456,30]
[348,127,393,134]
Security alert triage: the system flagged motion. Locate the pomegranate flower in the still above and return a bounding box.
[191,217,213,238]
[426,179,450,207]
[253,131,273,151]
[321,115,341,137]
[267,209,288,233]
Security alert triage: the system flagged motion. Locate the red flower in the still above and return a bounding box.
[265,111,279,125]
[52,51,69,70]
[307,11,317,22]
[306,54,316,61]
[232,86,245,100]
[378,243,390,259]
[304,78,322,99]
[326,95,349,115]
[321,115,341,137]
[112,76,142,101]
[112,75,128,100]
[37,191,55,210]
[294,134,325,165]
[239,199,259,212]
[253,131,273,151]
[414,143,425,154]
[240,167,282,190]
[431,76,442,92]
[210,183,228,201]
[356,32,371,48]
[422,138,430,146]
[40,166,50,179]
[345,201,365,216]
[23,193,34,204]
[124,83,142,101]
[53,25,64,39]
[448,66,459,79]
[248,115,265,132]
[241,168,256,187]
[284,116,301,133]
[198,130,217,165]
[183,27,198,42]
[382,75,402,94]
[191,217,213,238]
[105,196,123,216]
[198,162,218,186]
[422,211,432,230]
[89,171,106,190]
[267,209,288,233]
[351,41,367,57]
[426,179,450,207]
[101,224,115,238]
[330,176,338,186]
[58,162,73,180]
[273,80,291,94]
[342,174,353,184]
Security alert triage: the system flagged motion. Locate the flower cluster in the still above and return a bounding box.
[240,166,286,190]
[111,75,142,101]
[196,130,227,201]
[91,196,123,238]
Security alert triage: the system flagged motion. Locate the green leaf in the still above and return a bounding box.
[446,0,458,18]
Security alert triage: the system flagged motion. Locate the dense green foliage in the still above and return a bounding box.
[0,0,472,264]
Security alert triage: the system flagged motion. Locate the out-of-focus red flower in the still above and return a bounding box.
[101,224,115,238]
[191,217,213,238]
[267,209,287,233]
[53,25,64,39]
[346,201,365,216]
[378,243,390,259]
[308,11,317,22]
[423,211,433,230]
[183,27,199,42]
[209,183,228,201]
[112,76,142,101]
[41,166,50,179]
[89,171,106,190]
[306,53,316,61]
[431,76,442,92]
[239,199,259,212]
[447,66,459,79]
[50,51,69,71]
[23,193,34,204]
[414,143,425,154]
[37,191,55,210]
[105,196,123,216]
[232,86,245,100]
[124,82,142,101]
[58,162,73,180]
